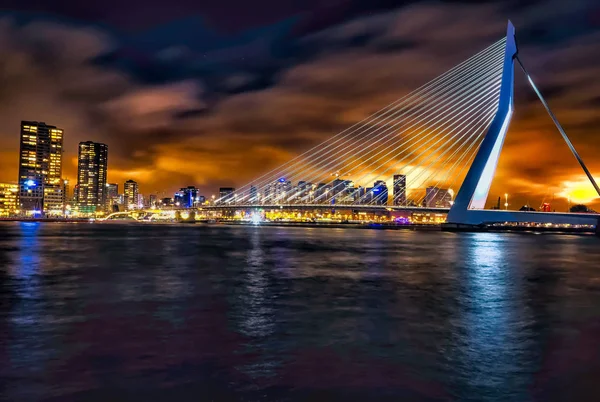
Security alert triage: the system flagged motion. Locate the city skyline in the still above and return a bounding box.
[1,117,598,214]
[0,1,599,210]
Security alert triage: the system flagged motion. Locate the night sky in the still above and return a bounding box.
[1,0,600,208]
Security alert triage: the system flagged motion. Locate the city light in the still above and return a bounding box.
[25,179,36,187]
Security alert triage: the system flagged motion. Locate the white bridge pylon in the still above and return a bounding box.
[447,21,600,226]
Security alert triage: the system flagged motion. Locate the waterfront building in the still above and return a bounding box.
[219,187,235,204]
[296,181,308,201]
[393,174,407,205]
[353,186,366,203]
[43,185,65,215]
[304,182,315,202]
[425,186,452,208]
[175,186,199,208]
[149,194,158,208]
[263,184,272,203]
[0,183,18,217]
[76,141,108,213]
[372,180,389,205]
[106,183,119,211]
[17,121,64,213]
[331,179,354,204]
[124,180,139,210]
[62,179,71,202]
[314,183,331,202]
[161,197,174,207]
[268,178,292,203]
[249,186,258,203]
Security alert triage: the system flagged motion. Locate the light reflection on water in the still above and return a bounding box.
[1,222,600,401]
[460,233,533,400]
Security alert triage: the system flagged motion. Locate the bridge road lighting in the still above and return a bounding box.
[504,193,509,210]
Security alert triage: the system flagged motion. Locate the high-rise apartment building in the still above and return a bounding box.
[393,174,407,205]
[76,142,108,212]
[17,121,63,213]
[124,180,139,209]
[0,183,18,217]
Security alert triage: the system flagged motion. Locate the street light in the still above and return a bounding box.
[504,193,509,210]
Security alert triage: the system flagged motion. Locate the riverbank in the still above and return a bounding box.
[0,218,91,223]
[220,221,597,235]
[1,218,597,235]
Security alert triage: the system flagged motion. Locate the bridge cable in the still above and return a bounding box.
[516,56,600,197]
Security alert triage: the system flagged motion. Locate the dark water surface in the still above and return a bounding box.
[1,222,600,401]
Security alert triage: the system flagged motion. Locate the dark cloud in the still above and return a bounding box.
[0,0,599,207]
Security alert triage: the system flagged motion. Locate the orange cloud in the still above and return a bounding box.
[0,3,599,211]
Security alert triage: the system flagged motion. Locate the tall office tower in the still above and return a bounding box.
[18,121,64,213]
[0,183,18,217]
[425,186,452,208]
[76,142,108,213]
[393,174,407,205]
[124,180,139,209]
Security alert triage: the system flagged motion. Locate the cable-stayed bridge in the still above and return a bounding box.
[211,21,599,229]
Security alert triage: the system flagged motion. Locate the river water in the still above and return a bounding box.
[1,222,600,401]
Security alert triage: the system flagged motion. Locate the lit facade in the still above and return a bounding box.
[175,186,199,208]
[76,142,108,213]
[43,185,65,215]
[17,121,64,213]
[425,186,452,208]
[106,183,119,211]
[369,180,388,205]
[393,174,407,205]
[124,180,139,209]
[0,183,18,217]
[218,187,235,204]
